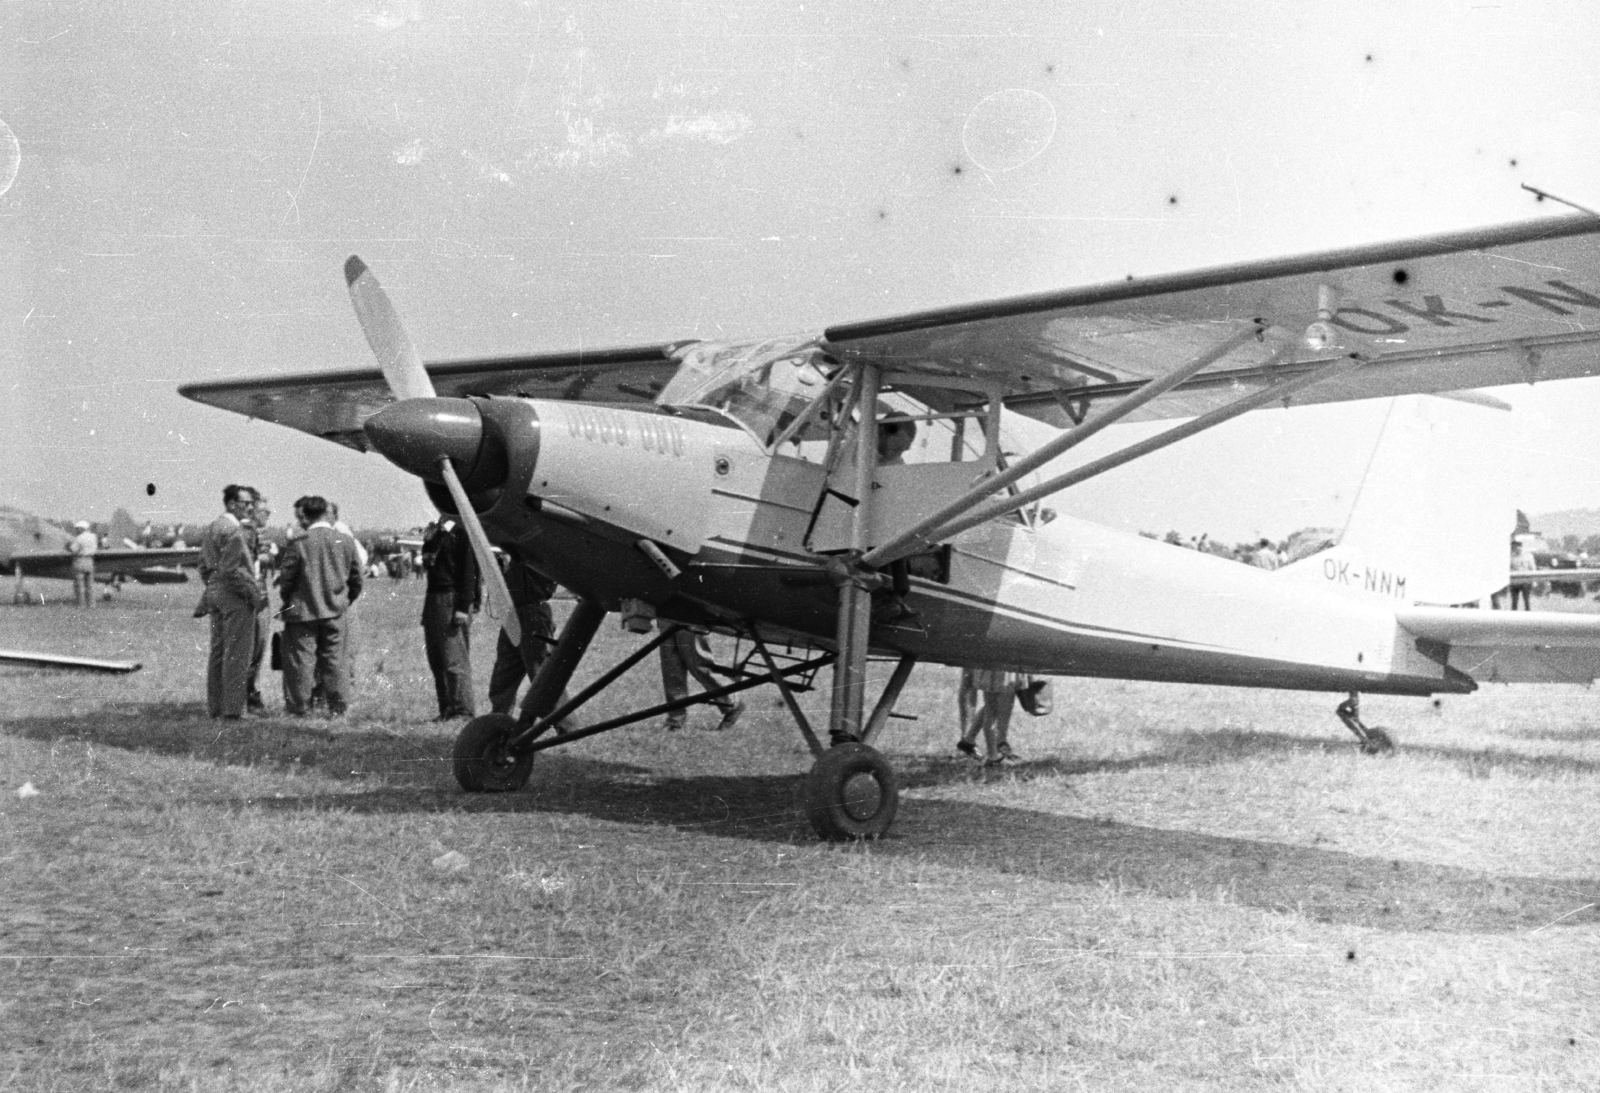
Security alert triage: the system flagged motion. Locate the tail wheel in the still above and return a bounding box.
[453,714,534,792]
[1359,726,1396,756]
[804,743,899,840]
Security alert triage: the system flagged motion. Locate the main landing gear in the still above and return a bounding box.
[1335,692,1396,756]
[448,599,910,839]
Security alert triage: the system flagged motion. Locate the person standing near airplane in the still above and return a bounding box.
[956,667,1020,766]
[242,492,271,712]
[421,516,478,720]
[659,621,743,731]
[488,545,558,718]
[1510,539,1536,610]
[200,484,266,720]
[67,520,97,608]
[277,495,364,717]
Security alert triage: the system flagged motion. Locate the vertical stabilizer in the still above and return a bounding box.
[1280,395,1514,606]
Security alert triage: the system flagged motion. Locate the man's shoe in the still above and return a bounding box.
[956,739,978,758]
[664,717,685,732]
[712,701,745,732]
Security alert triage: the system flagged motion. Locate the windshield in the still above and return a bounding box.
[657,335,833,447]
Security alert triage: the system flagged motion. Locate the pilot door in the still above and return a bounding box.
[804,378,1003,555]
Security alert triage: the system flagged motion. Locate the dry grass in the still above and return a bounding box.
[2,579,1598,1091]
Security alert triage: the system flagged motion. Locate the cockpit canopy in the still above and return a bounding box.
[656,335,833,447]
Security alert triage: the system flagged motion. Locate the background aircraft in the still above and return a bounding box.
[1,505,199,600]
[183,214,1600,839]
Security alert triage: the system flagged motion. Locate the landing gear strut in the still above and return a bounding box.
[1336,692,1396,755]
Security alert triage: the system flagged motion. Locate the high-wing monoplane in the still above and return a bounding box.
[182,214,1600,839]
[1,506,199,602]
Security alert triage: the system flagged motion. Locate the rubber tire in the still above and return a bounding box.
[1359,726,1397,756]
[804,742,899,841]
[453,714,534,792]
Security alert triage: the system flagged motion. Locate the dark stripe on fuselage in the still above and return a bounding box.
[502,513,1463,697]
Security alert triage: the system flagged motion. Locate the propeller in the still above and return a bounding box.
[345,255,522,646]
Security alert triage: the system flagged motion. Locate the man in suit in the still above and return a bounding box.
[421,516,478,719]
[242,492,272,712]
[278,495,364,717]
[200,484,266,720]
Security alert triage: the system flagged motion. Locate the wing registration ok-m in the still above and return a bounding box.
[825,214,1600,426]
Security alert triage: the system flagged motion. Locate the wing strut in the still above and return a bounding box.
[865,351,1365,566]
[861,321,1268,567]
[829,362,882,744]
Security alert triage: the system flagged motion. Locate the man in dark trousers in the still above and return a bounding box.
[278,495,364,717]
[199,484,266,720]
[487,546,582,729]
[242,491,272,712]
[421,515,478,720]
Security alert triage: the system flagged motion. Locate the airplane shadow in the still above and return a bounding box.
[11,705,1597,937]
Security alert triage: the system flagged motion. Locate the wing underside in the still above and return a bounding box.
[180,345,682,449]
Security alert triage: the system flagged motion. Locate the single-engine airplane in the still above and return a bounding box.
[183,212,1600,839]
[1,506,199,603]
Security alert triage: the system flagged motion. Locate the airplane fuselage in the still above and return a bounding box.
[472,398,1468,698]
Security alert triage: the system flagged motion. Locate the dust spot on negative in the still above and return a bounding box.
[1509,158,1519,168]
[1167,195,1179,205]
[1392,268,1409,286]
[875,207,889,221]
[1364,53,1374,62]
[1045,63,1056,75]
[146,483,157,497]
[962,89,1057,172]
[952,164,964,176]
[899,58,911,70]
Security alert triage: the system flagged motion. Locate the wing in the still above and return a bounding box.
[1398,605,1600,684]
[10,547,200,581]
[179,344,681,450]
[825,215,1600,425]
[1509,568,1600,586]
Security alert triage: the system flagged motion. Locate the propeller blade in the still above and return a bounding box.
[437,457,522,647]
[345,255,436,402]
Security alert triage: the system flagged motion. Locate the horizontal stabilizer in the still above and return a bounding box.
[1397,606,1600,684]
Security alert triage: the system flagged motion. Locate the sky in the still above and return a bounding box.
[2,1,1598,539]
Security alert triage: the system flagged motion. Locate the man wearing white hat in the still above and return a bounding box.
[68,520,97,608]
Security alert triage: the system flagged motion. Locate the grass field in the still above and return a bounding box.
[3,578,1598,1091]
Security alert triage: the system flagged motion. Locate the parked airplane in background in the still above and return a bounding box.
[2,505,199,602]
[184,211,1600,839]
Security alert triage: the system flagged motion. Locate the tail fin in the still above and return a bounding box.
[109,507,140,548]
[1280,395,1514,606]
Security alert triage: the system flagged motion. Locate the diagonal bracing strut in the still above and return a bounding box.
[863,349,1364,567]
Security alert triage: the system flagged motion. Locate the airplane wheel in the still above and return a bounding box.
[452,714,534,793]
[804,743,899,841]
[1360,727,1396,756]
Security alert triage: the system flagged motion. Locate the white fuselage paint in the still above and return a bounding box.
[514,400,1452,695]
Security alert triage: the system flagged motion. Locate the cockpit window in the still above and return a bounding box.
[657,335,833,447]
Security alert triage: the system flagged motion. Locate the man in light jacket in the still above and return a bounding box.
[278,495,364,717]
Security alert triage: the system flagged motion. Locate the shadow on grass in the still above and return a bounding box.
[12,704,1599,937]
[902,726,1600,784]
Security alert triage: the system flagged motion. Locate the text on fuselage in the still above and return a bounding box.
[563,406,685,458]
[1322,557,1407,599]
